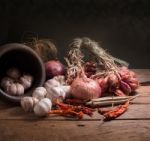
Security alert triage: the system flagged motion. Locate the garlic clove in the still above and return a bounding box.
[6,68,21,79]
[53,75,66,85]
[32,87,47,100]
[33,98,52,117]
[5,83,24,96]
[0,77,14,89]
[5,83,17,95]
[20,74,33,90]
[44,79,60,88]
[60,85,71,97]
[16,83,24,95]
[21,96,39,112]
[46,86,66,103]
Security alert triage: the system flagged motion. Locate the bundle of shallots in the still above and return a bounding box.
[65,37,139,100]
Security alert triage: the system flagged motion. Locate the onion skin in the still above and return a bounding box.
[70,77,101,100]
[45,60,65,78]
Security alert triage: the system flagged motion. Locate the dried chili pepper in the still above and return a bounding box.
[98,100,129,121]
[51,101,94,118]
[49,109,84,119]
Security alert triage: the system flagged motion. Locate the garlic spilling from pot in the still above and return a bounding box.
[21,96,39,112]
[20,73,33,90]
[32,87,47,100]
[6,68,21,79]
[34,98,52,117]
[6,83,24,96]
[0,77,14,88]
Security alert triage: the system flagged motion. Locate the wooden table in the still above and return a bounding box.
[0,69,150,141]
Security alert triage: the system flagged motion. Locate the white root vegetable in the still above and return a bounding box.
[21,97,39,112]
[44,79,60,88]
[6,83,24,96]
[46,86,66,103]
[32,87,47,100]
[20,74,33,90]
[34,98,52,117]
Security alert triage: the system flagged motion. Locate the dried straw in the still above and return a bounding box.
[65,37,127,83]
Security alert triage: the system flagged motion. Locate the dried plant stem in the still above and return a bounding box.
[66,37,122,83]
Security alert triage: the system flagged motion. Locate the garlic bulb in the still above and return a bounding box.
[53,75,66,85]
[60,85,71,97]
[46,86,66,103]
[32,87,47,100]
[7,68,21,79]
[0,77,14,89]
[34,98,52,117]
[44,79,60,88]
[6,83,24,96]
[20,74,33,90]
[21,96,39,112]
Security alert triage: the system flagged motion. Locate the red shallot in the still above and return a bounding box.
[70,77,101,100]
[45,60,65,78]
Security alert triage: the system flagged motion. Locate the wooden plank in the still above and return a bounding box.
[0,120,150,141]
[0,86,149,120]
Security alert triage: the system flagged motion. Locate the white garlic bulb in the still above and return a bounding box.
[6,83,24,96]
[46,86,66,103]
[34,98,52,117]
[21,96,39,112]
[32,87,47,100]
[60,85,71,97]
[20,73,33,90]
[44,79,60,89]
[7,68,21,79]
[0,77,14,89]
[53,75,66,85]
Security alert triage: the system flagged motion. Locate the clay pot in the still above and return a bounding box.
[0,43,46,103]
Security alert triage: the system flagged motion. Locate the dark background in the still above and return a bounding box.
[0,0,150,68]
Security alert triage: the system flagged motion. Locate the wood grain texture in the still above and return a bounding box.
[0,69,150,141]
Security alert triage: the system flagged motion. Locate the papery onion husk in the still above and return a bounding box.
[70,77,101,100]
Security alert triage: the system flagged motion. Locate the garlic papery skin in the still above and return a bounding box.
[34,98,52,117]
[0,77,14,89]
[60,85,71,97]
[6,68,21,79]
[46,86,66,103]
[20,74,33,90]
[32,87,47,100]
[44,79,60,88]
[6,83,24,96]
[53,75,66,85]
[21,97,39,112]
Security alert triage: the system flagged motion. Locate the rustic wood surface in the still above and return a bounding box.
[0,69,150,141]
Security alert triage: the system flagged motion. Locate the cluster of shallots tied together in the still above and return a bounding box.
[0,68,33,96]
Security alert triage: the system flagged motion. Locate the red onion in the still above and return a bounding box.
[45,60,65,78]
[70,77,101,100]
